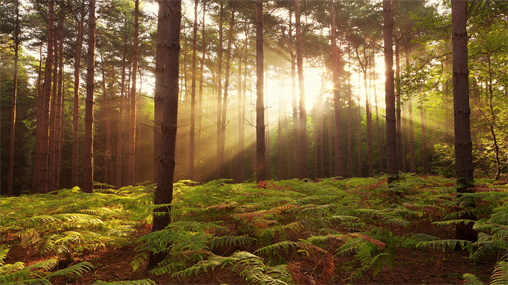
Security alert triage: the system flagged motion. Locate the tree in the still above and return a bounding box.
[189,0,199,180]
[7,0,20,197]
[148,0,181,269]
[83,0,96,193]
[383,0,398,183]
[451,0,476,242]
[294,0,307,179]
[329,0,345,178]
[255,0,266,181]
[128,0,140,186]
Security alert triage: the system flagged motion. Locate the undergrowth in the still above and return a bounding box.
[1,174,506,284]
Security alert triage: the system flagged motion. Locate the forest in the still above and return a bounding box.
[1,0,507,284]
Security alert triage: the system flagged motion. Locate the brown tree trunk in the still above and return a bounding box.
[83,0,96,193]
[216,2,224,179]
[154,0,169,183]
[72,8,85,188]
[406,47,416,173]
[383,0,398,182]
[53,8,65,190]
[128,0,139,186]
[365,52,373,177]
[451,0,476,242]
[32,45,44,194]
[148,0,181,269]
[255,0,266,181]
[196,1,206,182]
[116,42,127,188]
[347,52,353,178]
[38,0,55,194]
[395,40,402,171]
[188,0,199,181]
[330,0,345,178]
[294,0,307,179]
[48,24,59,192]
[7,0,20,196]
[373,56,383,173]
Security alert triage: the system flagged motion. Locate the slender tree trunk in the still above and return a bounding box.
[7,0,20,196]
[117,43,127,188]
[39,0,55,194]
[148,0,181,269]
[216,2,224,179]
[294,0,307,179]
[238,29,245,182]
[83,0,96,193]
[395,40,402,171]
[72,12,85,188]
[188,0,199,180]
[330,0,344,178]
[373,56,383,173]
[451,0,476,242]
[265,66,271,178]
[383,0,398,182]
[347,52,353,178]
[289,12,299,179]
[406,47,416,173]
[33,45,44,194]
[255,0,266,181]
[196,1,206,182]
[48,25,59,192]
[365,53,373,177]
[357,75,362,177]
[53,9,65,190]
[128,0,140,186]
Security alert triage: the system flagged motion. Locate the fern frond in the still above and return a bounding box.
[416,239,473,251]
[45,261,94,278]
[170,254,235,278]
[209,235,255,249]
[433,219,475,227]
[385,218,410,228]
[462,273,485,285]
[0,245,10,265]
[92,279,155,285]
[491,261,508,285]
[254,241,299,256]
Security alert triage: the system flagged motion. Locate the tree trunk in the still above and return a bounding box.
[406,47,416,173]
[32,45,44,194]
[216,2,224,179]
[451,0,476,242]
[128,0,139,186]
[373,56,383,173]
[83,0,96,193]
[294,0,307,179]
[7,0,20,196]
[188,0,199,181]
[148,0,181,269]
[39,0,55,194]
[347,51,353,178]
[330,0,345,178]
[383,0,398,182]
[365,52,373,177]
[72,9,85,188]
[395,40,402,171]
[196,1,206,182]
[53,8,65,190]
[255,0,266,181]
[48,25,59,192]
[421,103,428,174]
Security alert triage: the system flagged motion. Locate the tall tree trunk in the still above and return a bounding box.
[347,52,353,178]
[395,40,402,171]
[72,9,85,188]
[357,75,362,177]
[101,53,113,185]
[33,45,44,194]
[53,8,65,190]
[154,0,169,183]
[39,0,55,194]
[48,25,59,192]
[196,0,206,182]
[289,11,299,179]
[216,2,224,179]
[128,0,140,186]
[148,0,181,269]
[406,47,416,173]
[383,0,398,182]
[83,0,96,193]
[238,27,246,182]
[189,0,199,180]
[255,0,266,181]
[451,0,476,242]
[373,56,383,173]
[265,66,270,178]
[7,0,20,196]
[330,0,345,178]
[365,51,373,177]
[294,0,307,179]
[117,42,127,188]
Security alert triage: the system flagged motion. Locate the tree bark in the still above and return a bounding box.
[53,8,65,190]
[216,2,224,179]
[383,0,398,182]
[38,0,55,194]
[7,0,20,196]
[196,1,206,182]
[294,0,307,179]
[329,0,345,178]
[148,0,181,269]
[395,40,402,171]
[83,0,96,193]
[421,103,428,174]
[128,0,140,186]
[189,0,199,180]
[72,7,85,188]
[451,0,476,242]
[255,0,266,181]
[48,22,59,192]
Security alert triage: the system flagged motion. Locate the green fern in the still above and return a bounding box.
[209,235,256,249]
[416,239,473,251]
[254,241,299,256]
[91,279,155,285]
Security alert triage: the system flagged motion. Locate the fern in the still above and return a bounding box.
[491,261,508,285]
[91,279,155,285]
[463,273,485,285]
[209,235,255,249]
[45,261,94,279]
[416,239,473,251]
[254,241,299,256]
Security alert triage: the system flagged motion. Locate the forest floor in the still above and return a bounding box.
[2,175,506,284]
